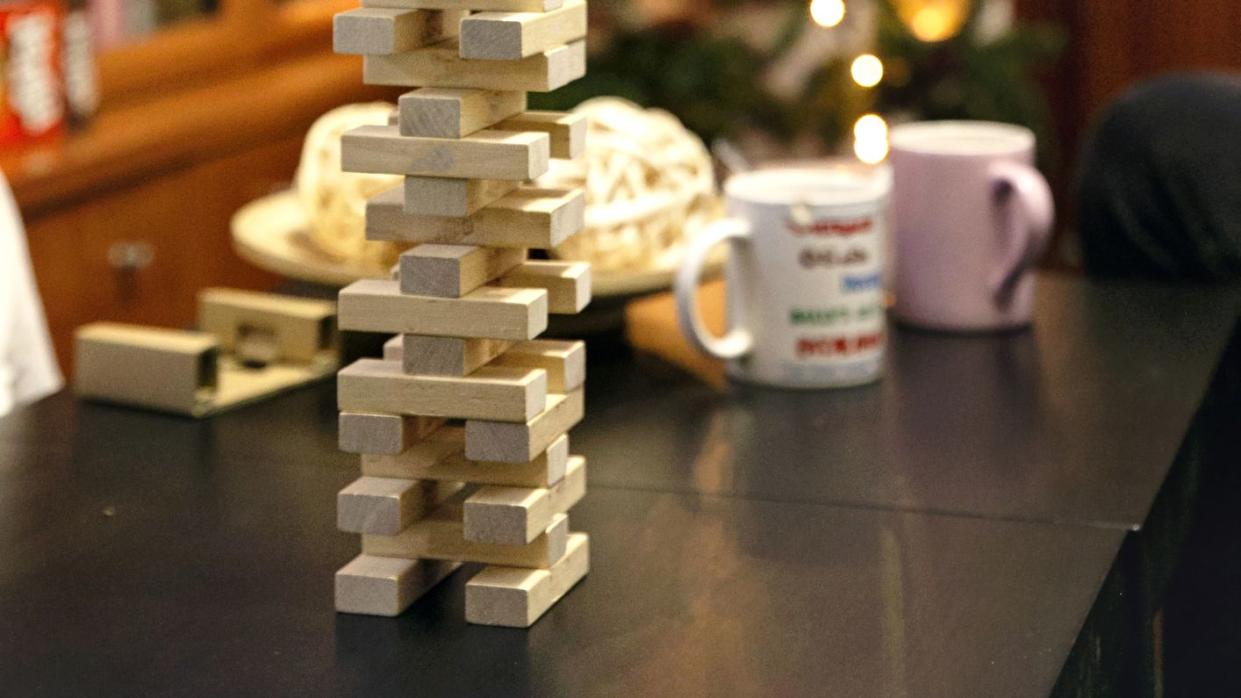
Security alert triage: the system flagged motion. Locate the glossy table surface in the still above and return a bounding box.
[0,273,1232,696]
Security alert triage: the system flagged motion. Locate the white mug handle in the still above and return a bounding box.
[675,218,754,359]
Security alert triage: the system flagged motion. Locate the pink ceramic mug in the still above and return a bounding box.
[889,121,1054,331]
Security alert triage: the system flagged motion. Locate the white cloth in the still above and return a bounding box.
[0,172,62,416]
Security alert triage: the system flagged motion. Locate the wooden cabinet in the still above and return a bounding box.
[24,138,302,373]
[3,0,399,375]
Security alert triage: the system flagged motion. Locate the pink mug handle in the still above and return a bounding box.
[988,161,1054,303]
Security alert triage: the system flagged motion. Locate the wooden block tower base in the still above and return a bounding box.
[331,2,591,627]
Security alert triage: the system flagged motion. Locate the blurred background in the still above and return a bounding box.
[1,0,1239,374]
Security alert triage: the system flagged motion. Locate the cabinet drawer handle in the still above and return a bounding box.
[107,241,155,271]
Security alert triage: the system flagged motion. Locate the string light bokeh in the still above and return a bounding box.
[809,0,846,28]
[806,0,896,162]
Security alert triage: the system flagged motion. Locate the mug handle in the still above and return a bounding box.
[675,218,754,360]
[988,161,1054,302]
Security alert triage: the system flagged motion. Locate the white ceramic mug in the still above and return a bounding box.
[675,165,891,388]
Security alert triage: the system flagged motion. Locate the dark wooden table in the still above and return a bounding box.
[0,273,1234,696]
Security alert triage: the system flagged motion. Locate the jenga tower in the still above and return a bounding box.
[329,0,590,627]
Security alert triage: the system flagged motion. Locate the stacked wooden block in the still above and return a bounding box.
[330,0,591,627]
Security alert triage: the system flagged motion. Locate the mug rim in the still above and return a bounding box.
[889,120,1035,158]
[724,163,892,208]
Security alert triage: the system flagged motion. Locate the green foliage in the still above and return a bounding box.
[534,0,1064,157]
[869,0,1066,162]
[531,19,795,143]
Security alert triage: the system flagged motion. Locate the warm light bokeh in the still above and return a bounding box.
[893,0,971,42]
[850,54,884,88]
[809,0,846,28]
[853,113,889,164]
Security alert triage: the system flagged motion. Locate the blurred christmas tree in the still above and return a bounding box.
[532,0,1063,164]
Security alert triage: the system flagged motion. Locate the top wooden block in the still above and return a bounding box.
[459,0,587,61]
[364,39,586,92]
[333,8,461,56]
[363,0,562,11]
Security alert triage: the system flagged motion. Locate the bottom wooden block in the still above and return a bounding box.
[465,532,589,627]
[335,554,460,616]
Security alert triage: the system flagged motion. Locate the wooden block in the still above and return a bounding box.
[342,125,549,180]
[74,323,218,415]
[496,111,585,159]
[498,261,591,314]
[465,388,584,463]
[339,412,443,454]
[363,507,569,569]
[459,0,586,60]
[399,244,526,298]
[333,8,461,55]
[362,429,570,488]
[465,532,589,627]
[198,288,337,365]
[463,454,585,544]
[339,279,547,341]
[383,334,403,361]
[363,0,561,11]
[399,88,527,138]
[402,335,513,376]
[338,358,546,422]
[364,39,586,92]
[368,186,584,250]
[492,339,584,392]
[402,176,518,217]
[335,555,460,616]
[337,477,442,535]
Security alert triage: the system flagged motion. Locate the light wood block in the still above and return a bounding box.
[339,412,443,455]
[339,358,546,422]
[363,508,569,569]
[496,110,585,159]
[383,334,403,361]
[465,532,589,627]
[364,40,586,92]
[337,477,441,535]
[498,261,591,314]
[459,0,586,60]
[339,279,547,341]
[402,176,518,217]
[198,288,337,364]
[362,429,570,488]
[492,339,584,392]
[368,186,584,250]
[363,0,561,11]
[465,388,584,463]
[402,335,513,376]
[74,323,218,415]
[333,8,461,55]
[335,555,461,616]
[342,125,549,180]
[399,244,526,298]
[399,88,527,138]
[463,454,585,544]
